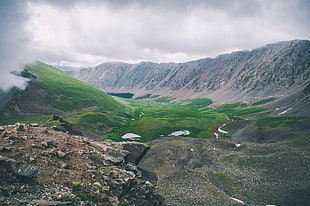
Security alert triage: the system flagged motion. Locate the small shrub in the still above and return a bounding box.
[79,193,88,201]
[94,185,107,193]
[65,197,74,202]
[19,160,27,164]
[64,164,73,169]
[119,199,129,206]
[0,187,9,197]
[72,182,83,191]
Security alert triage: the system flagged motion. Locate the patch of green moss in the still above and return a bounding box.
[72,182,83,192]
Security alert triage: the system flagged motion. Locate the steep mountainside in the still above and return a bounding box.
[70,40,310,115]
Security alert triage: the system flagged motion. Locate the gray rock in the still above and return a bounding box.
[0,155,40,178]
[30,200,72,205]
[121,142,150,165]
[13,163,40,177]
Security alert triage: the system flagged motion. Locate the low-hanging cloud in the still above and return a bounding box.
[26,0,310,66]
[0,0,33,91]
[0,0,309,91]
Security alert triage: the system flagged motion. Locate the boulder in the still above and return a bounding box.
[121,142,150,165]
[0,155,40,178]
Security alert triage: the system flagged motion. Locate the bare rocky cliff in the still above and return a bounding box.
[69,40,310,114]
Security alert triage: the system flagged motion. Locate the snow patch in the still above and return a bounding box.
[279,108,292,115]
[230,197,245,204]
[169,130,190,136]
[218,127,228,134]
[217,123,228,134]
[121,133,141,140]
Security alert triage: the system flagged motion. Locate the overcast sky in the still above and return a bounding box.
[0,0,309,90]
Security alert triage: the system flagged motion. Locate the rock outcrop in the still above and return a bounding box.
[0,123,164,206]
[0,155,40,178]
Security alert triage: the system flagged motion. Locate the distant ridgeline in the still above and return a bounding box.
[107,92,134,98]
[69,39,310,116]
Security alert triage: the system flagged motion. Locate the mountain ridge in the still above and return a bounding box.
[0,62,130,139]
[0,41,309,205]
[69,39,310,115]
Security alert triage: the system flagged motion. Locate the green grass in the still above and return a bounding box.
[218,102,247,108]
[64,111,126,135]
[178,98,213,109]
[252,97,275,106]
[2,62,291,143]
[1,115,59,126]
[0,62,131,134]
[108,98,226,142]
[28,62,125,113]
[256,116,310,127]
[154,96,176,103]
[108,109,226,142]
[214,107,265,120]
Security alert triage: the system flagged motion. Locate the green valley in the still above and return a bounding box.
[0,61,309,206]
[2,62,308,143]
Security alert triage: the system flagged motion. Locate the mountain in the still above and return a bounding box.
[0,42,309,205]
[53,65,85,72]
[69,40,310,116]
[0,62,128,138]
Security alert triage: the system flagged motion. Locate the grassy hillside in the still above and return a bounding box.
[0,62,129,137]
[28,62,125,112]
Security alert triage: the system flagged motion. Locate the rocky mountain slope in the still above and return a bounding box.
[0,123,164,205]
[139,136,310,206]
[69,40,310,115]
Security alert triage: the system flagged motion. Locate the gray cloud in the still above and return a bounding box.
[0,0,32,91]
[27,0,310,65]
[0,0,309,90]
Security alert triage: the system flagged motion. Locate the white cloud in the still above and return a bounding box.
[0,0,33,91]
[24,0,309,67]
[0,0,309,90]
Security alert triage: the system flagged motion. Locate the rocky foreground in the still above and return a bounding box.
[0,123,164,206]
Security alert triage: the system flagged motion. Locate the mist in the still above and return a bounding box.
[0,1,33,92]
